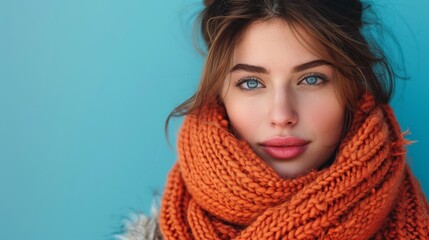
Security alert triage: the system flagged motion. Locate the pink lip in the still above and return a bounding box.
[259,137,310,160]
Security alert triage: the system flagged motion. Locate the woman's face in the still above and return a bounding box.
[222,20,345,179]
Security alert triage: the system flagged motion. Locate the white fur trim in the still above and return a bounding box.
[114,205,162,240]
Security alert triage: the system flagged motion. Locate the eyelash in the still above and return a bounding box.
[234,73,329,91]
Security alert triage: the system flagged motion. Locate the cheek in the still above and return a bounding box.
[305,97,345,142]
[224,97,265,140]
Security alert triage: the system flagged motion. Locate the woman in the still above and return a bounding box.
[116,0,429,239]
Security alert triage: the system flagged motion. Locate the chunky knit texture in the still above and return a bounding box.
[159,94,429,239]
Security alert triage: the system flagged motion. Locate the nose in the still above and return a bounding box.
[270,90,298,128]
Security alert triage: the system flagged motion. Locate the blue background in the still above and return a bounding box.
[0,1,427,239]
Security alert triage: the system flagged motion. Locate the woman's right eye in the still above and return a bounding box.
[235,77,265,91]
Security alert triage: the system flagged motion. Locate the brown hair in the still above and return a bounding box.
[166,0,397,133]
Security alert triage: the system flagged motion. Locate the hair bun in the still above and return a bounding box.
[204,0,215,7]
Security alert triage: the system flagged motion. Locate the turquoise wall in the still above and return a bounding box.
[0,1,427,239]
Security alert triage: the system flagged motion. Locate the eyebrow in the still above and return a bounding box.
[229,59,331,74]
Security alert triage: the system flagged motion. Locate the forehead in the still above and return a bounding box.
[233,20,327,64]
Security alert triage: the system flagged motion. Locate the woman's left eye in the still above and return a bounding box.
[299,74,328,86]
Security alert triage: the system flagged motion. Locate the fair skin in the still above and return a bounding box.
[222,20,345,179]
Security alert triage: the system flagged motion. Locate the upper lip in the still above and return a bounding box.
[259,136,310,147]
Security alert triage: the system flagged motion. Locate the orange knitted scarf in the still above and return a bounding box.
[159,94,429,239]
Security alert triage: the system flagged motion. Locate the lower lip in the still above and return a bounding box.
[261,145,308,160]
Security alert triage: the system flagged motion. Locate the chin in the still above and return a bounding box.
[269,162,310,179]
[276,169,308,179]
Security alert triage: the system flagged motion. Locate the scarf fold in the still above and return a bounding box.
[160,94,429,239]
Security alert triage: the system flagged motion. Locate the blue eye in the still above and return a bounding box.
[236,77,264,90]
[299,74,328,86]
[246,79,259,88]
[305,76,318,85]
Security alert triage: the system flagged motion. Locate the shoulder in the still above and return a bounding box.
[114,212,163,240]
